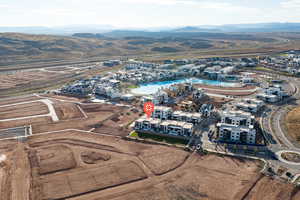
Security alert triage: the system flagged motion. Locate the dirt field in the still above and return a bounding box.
[0,102,48,120]
[81,151,111,164]
[0,94,299,200]
[0,130,299,200]
[0,96,43,106]
[281,152,300,163]
[53,102,84,120]
[0,95,138,137]
[138,146,189,175]
[195,84,256,91]
[285,106,300,143]
[32,145,77,175]
[0,116,52,130]
[0,70,62,90]
[204,88,256,96]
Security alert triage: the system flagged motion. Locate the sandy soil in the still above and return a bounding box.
[33,145,77,175]
[11,143,31,200]
[0,130,299,200]
[0,116,52,129]
[53,102,84,120]
[0,102,48,120]
[244,176,299,200]
[204,89,256,96]
[0,96,43,106]
[286,106,300,143]
[0,70,62,90]
[195,84,256,90]
[138,146,189,175]
[81,151,111,164]
[0,95,135,137]
[39,161,146,200]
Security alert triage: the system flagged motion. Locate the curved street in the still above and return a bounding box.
[261,74,300,173]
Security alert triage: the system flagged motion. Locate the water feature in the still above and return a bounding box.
[131,78,237,95]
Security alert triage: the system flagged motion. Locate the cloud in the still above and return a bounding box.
[120,0,197,5]
[0,4,9,8]
[33,8,97,17]
[118,0,258,12]
[281,0,300,8]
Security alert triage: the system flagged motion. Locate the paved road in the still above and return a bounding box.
[261,76,300,171]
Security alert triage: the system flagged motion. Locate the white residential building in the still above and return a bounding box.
[152,90,169,105]
[134,117,194,138]
[256,86,288,103]
[217,110,256,144]
[171,111,202,124]
[152,106,173,120]
[193,88,205,100]
[236,98,264,113]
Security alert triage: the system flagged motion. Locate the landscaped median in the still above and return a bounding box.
[128,131,188,147]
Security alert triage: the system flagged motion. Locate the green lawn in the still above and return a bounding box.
[127,85,139,89]
[130,131,188,145]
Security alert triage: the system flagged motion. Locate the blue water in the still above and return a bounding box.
[131,78,236,95]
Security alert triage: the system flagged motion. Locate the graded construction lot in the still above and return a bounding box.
[286,106,300,143]
[0,95,299,200]
[0,102,48,120]
[0,130,299,200]
[0,95,139,136]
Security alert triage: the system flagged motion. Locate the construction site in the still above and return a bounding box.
[0,94,300,200]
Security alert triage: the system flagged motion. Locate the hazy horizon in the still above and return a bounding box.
[1,0,300,28]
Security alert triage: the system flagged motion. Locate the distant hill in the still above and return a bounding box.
[72,33,105,39]
[200,23,300,32]
[172,26,220,32]
[1,23,300,35]
[0,30,298,66]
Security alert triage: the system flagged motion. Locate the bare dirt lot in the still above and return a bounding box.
[0,130,299,200]
[0,94,299,200]
[0,70,62,90]
[32,145,77,175]
[0,95,138,137]
[0,102,48,120]
[0,96,43,106]
[0,116,52,130]
[286,106,300,143]
[53,102,84,120]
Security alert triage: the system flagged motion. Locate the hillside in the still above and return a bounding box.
[0,31,299,66]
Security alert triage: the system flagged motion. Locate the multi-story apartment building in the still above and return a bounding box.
[152,106,173,120]
[151,106,202,124]
[217,110,256,144]
[134,117,194,138]
[236,98,264,113]
[256,86,288,103]
[171,111,202,124]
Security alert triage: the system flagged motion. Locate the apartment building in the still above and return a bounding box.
[152,106,202,124]
[217,110,256,144]
[256,86,288,103]
[134,117,194,138]
[152,106,173,120]
[236,98,264,113]
[171,111,201,124]
[193,88,205,100]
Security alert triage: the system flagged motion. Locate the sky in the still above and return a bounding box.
[0,0,300,28]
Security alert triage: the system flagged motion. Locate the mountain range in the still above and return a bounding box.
[1,23,300,35]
